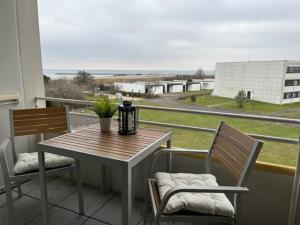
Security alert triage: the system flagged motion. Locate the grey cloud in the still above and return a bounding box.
[38,0,300,69]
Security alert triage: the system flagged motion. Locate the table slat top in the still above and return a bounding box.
[40,124,169,162]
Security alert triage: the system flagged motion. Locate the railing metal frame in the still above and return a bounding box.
[0,100,18,106]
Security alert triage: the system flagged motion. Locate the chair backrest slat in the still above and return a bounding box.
[11,107,68,137]
[8,106,69,164]
[208,121,262,184]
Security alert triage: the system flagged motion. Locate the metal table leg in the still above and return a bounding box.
[101,165,110,194]
[122,165,132,225]
[38,149,49,225]
[75,159,84,214]
[132,167,136,208]
[167,138,172,172]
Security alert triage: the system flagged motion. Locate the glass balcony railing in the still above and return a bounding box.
[35,96,300,168]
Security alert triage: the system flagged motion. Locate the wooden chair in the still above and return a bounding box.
[0,106,83,225]
[143,121,263,225]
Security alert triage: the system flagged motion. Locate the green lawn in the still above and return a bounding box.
[180,94,300,115]
[138,109,299,167]
[77,95,300,167]
[131,96,300,167]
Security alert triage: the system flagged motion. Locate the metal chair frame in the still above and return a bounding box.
[143,121,263,225]
[0,106,83,225]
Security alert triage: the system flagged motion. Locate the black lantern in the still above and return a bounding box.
[118,101,137,135]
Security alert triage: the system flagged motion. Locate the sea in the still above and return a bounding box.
[43,69,214,80]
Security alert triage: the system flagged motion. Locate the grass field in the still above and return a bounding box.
[131,95,300,167]
[82,93,300,167]
[180,94,300,115]
[137,108,299,166]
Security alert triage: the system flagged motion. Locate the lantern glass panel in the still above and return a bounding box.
[118,101,137,135]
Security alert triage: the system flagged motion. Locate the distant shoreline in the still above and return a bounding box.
[44,69,215,83]
[46,73,214,83]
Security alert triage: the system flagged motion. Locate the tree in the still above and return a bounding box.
[74,70,97,96]
[234,90,246,108]
[194,68,205,79]
[43,74,50,84]
[45,79,85,100]
[74,70,94,87]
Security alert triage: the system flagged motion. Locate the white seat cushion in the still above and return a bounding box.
[13,152,74,175]
[155,172,235,216]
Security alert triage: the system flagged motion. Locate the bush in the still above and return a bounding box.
[234,90,246,108]
[191,95,197,102]
[45,79,85,100]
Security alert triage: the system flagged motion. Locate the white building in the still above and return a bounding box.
[213,60,300,104]
[145,83,164,95]
[114,82,146,94]
[159,81,185,93]
[114,82,164,95]
[186,82,201,91]
[167,82,184,93]
[201,80,215,90]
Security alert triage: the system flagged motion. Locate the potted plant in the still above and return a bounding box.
[91,97,118,132]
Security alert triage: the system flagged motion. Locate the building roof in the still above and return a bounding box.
[216,60,300,64]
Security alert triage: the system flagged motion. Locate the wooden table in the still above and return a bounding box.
[37,124,172,225]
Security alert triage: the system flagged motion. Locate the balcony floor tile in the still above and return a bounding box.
[26,177,77,204]
[26,206,87,225]
[0,191,19,208]
[91,195,143,225]
[82,218,108,225]
[13,176,57,195]
[0,177,195,225]
[0,195,48,225]
[57,185,115,216]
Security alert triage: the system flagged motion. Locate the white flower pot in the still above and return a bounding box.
[99,117,113,132]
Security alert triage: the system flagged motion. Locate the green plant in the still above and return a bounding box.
[91,97,118,118]
[190,94,197,102]
[234,90,246,108]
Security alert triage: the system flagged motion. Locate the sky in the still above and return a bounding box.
[38,0,300,70]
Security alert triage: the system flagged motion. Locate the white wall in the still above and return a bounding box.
[187,83,201,91]
[148,86,164,95]
[282,61,300,104]
[169,84,183,93]
[213,61,286,104]
[201,81,215,90]
[0,0,44,186]
[114,82,145,94]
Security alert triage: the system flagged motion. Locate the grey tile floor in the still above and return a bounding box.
[0,177,192,225]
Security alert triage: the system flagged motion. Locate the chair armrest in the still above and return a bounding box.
[0,139,12,178]
[157,185,249,216]
[164,185,249,198]
[161,148,209,154]
[148,148,209,178]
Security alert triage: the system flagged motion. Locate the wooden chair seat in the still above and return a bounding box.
[148,179,234,224]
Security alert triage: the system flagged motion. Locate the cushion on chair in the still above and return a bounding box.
[13,152,74,175]
[155,172,235,216]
